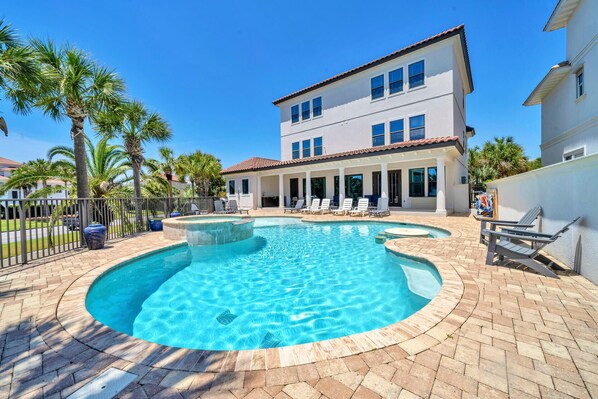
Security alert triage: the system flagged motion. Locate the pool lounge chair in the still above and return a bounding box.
[369,197,390,217]
[228,199,249,214]
[301,198,321,214]
[479,205,542,244]
[214,200,233,214]
[314,198,331,214]
[349,198,369,217]
[484,217,580,278]
[333,198,353,215]
[284,199,304,213]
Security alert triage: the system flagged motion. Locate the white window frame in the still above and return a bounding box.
[370,73,386,102]
[291,104,300,125]
[563,146,585,161]
[312,96,323,119]
[407,112,426,141]
[575,67,585,101]
[371,121,386,147]
[388,66,405,97]
[407,58,426,91]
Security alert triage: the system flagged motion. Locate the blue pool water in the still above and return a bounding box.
[86,218,447,350]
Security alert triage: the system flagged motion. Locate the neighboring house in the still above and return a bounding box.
[489,0,598,284]
[222,25,475,215]
[523,0,597,165]
[162,174,190,192]
[0,157,69,200]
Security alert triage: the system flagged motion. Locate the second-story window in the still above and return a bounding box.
[301,101,310,120]
[576,68,584,98]
[408,60,425,88]
[314,137,323,156]
[291,105,299,123]
[409,115,425,140]
[292,142,300,159]
[390,119,404,143]
[372,123,385,147]
[389,68,404,94]
[371,75,384,99]
[313,97,322,117]
[302,139,311,157]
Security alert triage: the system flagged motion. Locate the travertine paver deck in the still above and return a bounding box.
[1,212,597,399]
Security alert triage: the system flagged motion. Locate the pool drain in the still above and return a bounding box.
[216,310,238,325]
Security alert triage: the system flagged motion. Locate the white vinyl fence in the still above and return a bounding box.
[487,153,598,284]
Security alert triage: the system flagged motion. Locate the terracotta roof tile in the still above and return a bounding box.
[222,136,461,175]
[272,25,473,105]
[0,157,22,167]
[222,157,281,174]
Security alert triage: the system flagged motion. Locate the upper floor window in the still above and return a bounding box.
[291,105,299,123]
[292,142,300,159]
[372,123,385,147]
[409,115,425,140]
[390,119,404,143]
[371,75,384,99]
[314,137,323,156]
[313,97,322,117]
[389,68,404,94]
[228,180,235,195]
[242,179,249,195]
[301,101,310,120]
[576,68,584,99]
[408,60,425,88]
[427,167,437,197]
[563,147,584,161]
[302,139,311,157]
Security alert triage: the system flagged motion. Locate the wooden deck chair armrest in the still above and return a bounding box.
[489,221,535,228]
[486,219,520,225]
[482,229,555,244]
[497,223,537,229]
[500,228,553,238]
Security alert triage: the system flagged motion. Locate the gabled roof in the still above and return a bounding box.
[272,25,473,105]
[524,61,571,106]
[222,137,462,175]
[0,157,22,167]
[544,0,582,31]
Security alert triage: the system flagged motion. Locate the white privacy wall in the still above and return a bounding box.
[487,153,598,284]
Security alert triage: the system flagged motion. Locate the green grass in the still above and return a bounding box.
[0,219,62,232]
[1,232,79,260]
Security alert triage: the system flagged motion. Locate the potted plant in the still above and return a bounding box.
[83,222,107,250]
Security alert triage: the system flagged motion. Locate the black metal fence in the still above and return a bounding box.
[0,196,216,268]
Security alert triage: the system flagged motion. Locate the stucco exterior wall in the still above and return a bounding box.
[277,38,468,162]
[487,153,598,284]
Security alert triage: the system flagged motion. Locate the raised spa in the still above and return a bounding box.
[162,215,254,245]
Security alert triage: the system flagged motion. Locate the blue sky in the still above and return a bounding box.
[1,1,564,167]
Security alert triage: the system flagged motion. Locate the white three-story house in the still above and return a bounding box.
[222,25,474,215]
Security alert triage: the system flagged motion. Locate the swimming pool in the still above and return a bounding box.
[86,218,447,350]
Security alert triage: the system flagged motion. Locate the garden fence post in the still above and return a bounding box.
[19,200,27,264]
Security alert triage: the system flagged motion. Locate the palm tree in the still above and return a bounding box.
[31,39,125,200]
[48,137,130,198]
[0,20,41,136]
[95,100,171,227]
[175,151,222,197]
[147,146,176,212]
[480,137,529,179]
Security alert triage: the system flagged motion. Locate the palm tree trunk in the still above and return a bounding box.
[132,162,143,230]
[71,118,90,199]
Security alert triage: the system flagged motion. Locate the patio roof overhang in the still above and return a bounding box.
[523,61,571,106]
[222,136,463,176]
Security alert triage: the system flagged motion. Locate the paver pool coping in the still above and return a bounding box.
[39,217,478,374]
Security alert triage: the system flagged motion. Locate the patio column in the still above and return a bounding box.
[380,163,388,198]
[257,175,262,209]
[305,170,311,206]
[278,174,284,208]
[338,167,345,204]
[436,157,446,214]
